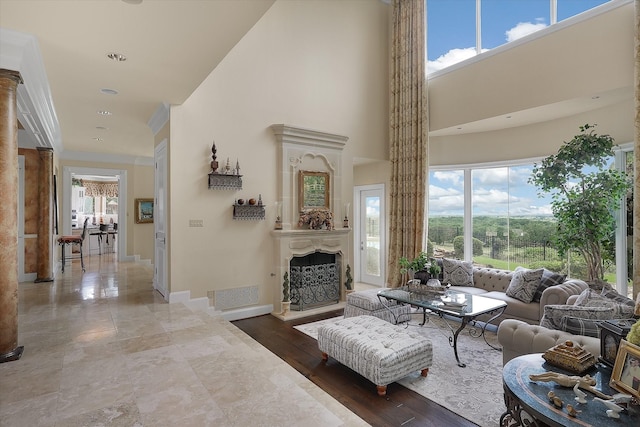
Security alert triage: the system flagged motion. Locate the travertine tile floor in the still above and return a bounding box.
[0,256,367,426]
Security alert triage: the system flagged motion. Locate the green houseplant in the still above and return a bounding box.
[529,124,630,283]
[399,251,428,278]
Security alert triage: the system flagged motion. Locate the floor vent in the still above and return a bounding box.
[214,285,259,310]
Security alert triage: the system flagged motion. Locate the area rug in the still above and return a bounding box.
[294,314,504,427]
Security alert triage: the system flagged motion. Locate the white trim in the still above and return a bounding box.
[60,150,153,166]
[614,150,628,295]
[169,290,192,304]
[148,102,170,136]
[220,305,273,322]
[0,28,62,151]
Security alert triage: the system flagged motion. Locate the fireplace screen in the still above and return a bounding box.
[290,252,340,310]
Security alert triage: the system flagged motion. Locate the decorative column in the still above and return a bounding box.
[35,147,54,282]
[0,69,24,363]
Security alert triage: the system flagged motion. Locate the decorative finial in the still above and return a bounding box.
[210,141,218,173]
[236,159,240,175]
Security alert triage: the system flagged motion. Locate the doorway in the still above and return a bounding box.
[62,167,127,263]
[354,184,385,286]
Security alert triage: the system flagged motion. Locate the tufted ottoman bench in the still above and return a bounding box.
[344,288,411,324]
[318,315,433,396]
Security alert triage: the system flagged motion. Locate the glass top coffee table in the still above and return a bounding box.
[377,287,507,367]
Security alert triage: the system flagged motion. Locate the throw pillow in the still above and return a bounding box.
[442,258,473,287]
[574,288,635,318]
[540,304,616,331]
[531,269,566,303]
[505,267,544,303]
[560,316,603,338]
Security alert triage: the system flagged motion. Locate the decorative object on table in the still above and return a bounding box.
[399,251,428,280]
[237,198,245,205]
[574,382,587,404]
[546,391,563,408]
[529,371,612,399]
[599,318,635,367]
[610,339,640,400]
[134,198,154,224]
[594,397,624,418]
[298,208,333,230]
[257,194,263,206]
[426,259,441,287]
[210,141,219,172]
[566,403,580,417]
[281,271,290,315]
[627,318,640,346]
[344,264,353,291]
[542,340,597,374]
[248,198,256,205]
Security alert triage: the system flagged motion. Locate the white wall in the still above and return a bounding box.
[169,0,390,301]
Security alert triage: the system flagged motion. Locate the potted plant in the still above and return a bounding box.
[281,271,291,315]
[426,259,441,287]
[529,124,630,284]
[399,251,428,280]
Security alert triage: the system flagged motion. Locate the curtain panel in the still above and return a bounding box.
[81,180,118,198]
[387,0,428,287]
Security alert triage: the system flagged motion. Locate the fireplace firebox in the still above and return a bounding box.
[290,252,340,310]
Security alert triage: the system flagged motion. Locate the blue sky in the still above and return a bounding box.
[427,0,610,73]
[425,1,611,216]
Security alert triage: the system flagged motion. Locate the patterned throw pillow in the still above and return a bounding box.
[442,258,474,287]
[505,267,544,303]
[560,317,603,338]
[574,288,635,318]
[531,269,566,303]
[540,304,615,331]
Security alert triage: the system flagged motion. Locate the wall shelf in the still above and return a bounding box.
[233,204,265,220]
[208,173,242,190]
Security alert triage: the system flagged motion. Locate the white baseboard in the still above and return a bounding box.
[220,304,273,322]
[183,297,209,311]
[169,290,191,304]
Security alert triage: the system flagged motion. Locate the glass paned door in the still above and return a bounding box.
[357,186,385,286]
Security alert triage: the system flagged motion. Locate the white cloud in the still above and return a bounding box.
[432,170,464,187]
[505,20,547,42]
[427,47,478,74]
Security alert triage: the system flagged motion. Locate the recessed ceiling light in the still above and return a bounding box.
[93,137,104,142]
[97,110,112,116]
[107,52,127,62]
[506,115,512,119]
[592,95,600,100]
[457,127,463,130]
[100,88,119,95]
[122,0,143,4]
[96,126,108,130]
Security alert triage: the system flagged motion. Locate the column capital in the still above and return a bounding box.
[0,69,22,84]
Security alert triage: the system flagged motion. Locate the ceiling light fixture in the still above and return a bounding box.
[97,110,112,116]
[100,88,119,95]
[122,0,143,4]
[93,137,104,142]
[107,52,127,62]
[592,95,600,100]
[96,126,108,130]
[506,115,512,119]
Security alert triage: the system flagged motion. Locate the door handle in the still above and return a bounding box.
[360,241,364,250]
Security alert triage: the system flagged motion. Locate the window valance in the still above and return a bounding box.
[82,180,118,197]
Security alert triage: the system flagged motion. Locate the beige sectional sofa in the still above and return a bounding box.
[449,266,589,325]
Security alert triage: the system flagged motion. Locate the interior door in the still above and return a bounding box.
[356,185,385,286]
[154,140,168,299]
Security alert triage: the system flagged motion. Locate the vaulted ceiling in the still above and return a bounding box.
[0,0,275,160]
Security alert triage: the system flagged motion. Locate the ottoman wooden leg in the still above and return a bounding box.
[321,352,328,361]
[421,368,429,377]
[376,385,387,396]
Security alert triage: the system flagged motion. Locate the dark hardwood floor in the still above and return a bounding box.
[232,310,479,427]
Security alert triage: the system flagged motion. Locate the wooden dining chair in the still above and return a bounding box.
[57,217,89,272]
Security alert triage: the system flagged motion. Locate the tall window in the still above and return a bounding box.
[428,156,628,292]
[427,0,611,74]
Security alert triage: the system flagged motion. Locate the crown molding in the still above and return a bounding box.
[1,28,62,152]
[148,102,170,136]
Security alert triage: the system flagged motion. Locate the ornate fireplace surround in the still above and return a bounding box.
[270,124,351,319]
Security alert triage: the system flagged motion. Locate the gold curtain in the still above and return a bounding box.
[81,180,118,197]
[634,0,640,299]
[387,0,428,287]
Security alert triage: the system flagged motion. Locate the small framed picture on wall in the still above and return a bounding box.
[135,198,154,224]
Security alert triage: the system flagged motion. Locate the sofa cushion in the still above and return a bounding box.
[442,258,474,287]
[560,316,603,338]
[531,269,566,303]
[574,288,635,317]
[505,267,544,303]
[540,304,617,333]
[483,291,539,322]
